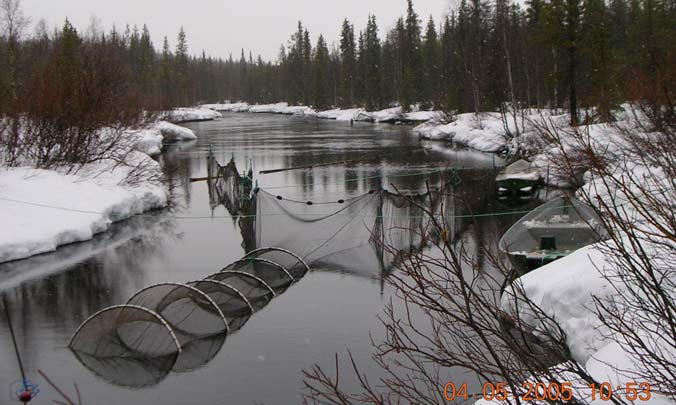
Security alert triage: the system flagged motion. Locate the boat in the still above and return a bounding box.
[496,159,542,203]
[499,196,606,274]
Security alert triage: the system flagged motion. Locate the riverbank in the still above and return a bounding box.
[0,119,198,263]
[498,107,675,403]
[201,102,447,125]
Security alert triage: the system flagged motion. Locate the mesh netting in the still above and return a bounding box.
[242,247,310,278]
[205,271,275,311]
[254,185,453,275]
[172,333,228,373]
[185,280,253,331]
[126,283,229,340]
[207,153,253,215]
[223,258,294,293]
[68,305,181,387]
[69,154,470,388]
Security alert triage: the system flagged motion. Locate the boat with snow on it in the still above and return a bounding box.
[499,196,606,274]
[496,159,542,203]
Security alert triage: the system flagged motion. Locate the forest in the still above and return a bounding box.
[0,0,674,126]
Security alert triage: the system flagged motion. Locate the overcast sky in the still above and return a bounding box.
[21,0,450,61]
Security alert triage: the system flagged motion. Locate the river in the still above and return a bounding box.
[0,113,527,404]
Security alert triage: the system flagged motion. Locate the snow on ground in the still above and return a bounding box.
[248,102,316,115]
[502,245,611,363]
[414,112,509,153]
[200,102,445,124]
[0,117,196,263]
[156,120,197,142]
[130,121,196,156]
[202,102,249,112]
[497,108,675,403]
[0,152,167,263]
[316,108,365,121]
[166,107,221,123]
[498,240,675,404]
[132,127,164,156]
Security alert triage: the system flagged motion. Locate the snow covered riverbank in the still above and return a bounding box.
[0,118,198,264]
[166,107,222,123]
[132,120,197,156]
[0,152,167,263]
[201,102,446,124]
[497,107,675,403]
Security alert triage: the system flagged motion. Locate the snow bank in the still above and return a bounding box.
[156,121,196,142]
[0,152,168,263]
[316,108,365,121]
[501,245,610,363]
[202,102,249,112]
[129,121,196,156]
[248,102,316,115]
[499,113,676,401]
[132,127,164,156]
[201,101,445,124]
[414,112,509,153]
[166,107,221,123]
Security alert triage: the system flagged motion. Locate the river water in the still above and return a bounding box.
[0,113,526,404]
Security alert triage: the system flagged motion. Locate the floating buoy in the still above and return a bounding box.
[18,390,32,403]
[306,201,313,206]
[337,199,345,204]
[276,196,283,200]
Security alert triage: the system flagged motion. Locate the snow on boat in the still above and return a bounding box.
[499,196,606,274]
[496,159,542,203]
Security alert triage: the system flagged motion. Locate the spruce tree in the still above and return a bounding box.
[400,0,422,111]
[421,16,440,109]
[312,35,331,110]
[339,19,357,107]
[364,15,382,110]
[175,27,189,105]
[580,0,617,121]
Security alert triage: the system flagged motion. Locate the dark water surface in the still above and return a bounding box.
[0,113,518,404]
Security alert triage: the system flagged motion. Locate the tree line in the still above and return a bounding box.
[0,0,674,126]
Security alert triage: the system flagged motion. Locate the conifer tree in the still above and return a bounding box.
[339,19,357,107]
[175,27,189,105]
[400,0,422,110]
[302,29,312,105]
[364,15,382,110]
[312,35,331,110]
[580,0,617,121]
[421,16,440,109]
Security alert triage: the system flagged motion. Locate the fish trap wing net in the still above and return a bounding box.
[254,186,451,275]
[207,152,253,214]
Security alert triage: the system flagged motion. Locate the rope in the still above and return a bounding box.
[0,194,572,220]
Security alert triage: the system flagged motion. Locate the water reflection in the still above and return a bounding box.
[0,114,531,404]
